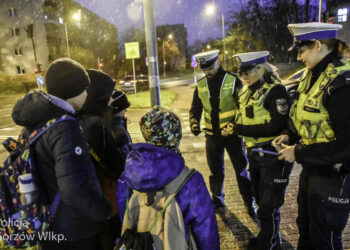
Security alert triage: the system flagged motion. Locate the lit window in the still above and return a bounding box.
[11,27,20,36]
[16,66,25,75]
[14,48,22,56]
[338,8,348,22]
[59,17,63,24]
[44,14,48,20]
[8,8,17,17]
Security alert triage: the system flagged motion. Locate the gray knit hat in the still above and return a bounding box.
[45,58,90,100]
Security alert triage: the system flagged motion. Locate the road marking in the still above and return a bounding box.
[0,127,18,131]
[0,135,18,139]
[192,142,205,148]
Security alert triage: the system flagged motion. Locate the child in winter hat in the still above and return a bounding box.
[46,58,90,100]
[139,106,182,154]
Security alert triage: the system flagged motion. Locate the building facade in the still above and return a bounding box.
[0,0,118,81]
[327,0,350,43]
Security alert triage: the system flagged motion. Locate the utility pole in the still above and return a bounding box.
[222,13,226,69]
[143,0,161,106]
[162,40,166,78]
[318,0,322,22]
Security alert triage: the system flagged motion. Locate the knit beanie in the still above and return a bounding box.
[45,58,90,100]
[110,89,130,113]
[140,106,182,153]
[82,69,116,115]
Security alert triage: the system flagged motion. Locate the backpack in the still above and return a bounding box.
[116,167,197,250]
[0,115,75,248]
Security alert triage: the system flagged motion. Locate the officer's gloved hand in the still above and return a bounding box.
[190,118,201,136]
[221,122,234,136]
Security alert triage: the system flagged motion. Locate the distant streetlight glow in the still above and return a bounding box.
[205,4,215,16]
[168,34,173,40]
[72,10,81,21]
[207,44,211,49]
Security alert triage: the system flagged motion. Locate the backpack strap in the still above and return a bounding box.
[28,115,76,215]
[28,115,76,145]
[146,168,196,232]
[48,192,61,215]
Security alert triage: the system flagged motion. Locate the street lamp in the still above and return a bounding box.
[64,10,81,58]
[205,3,226,68]
[161,34,173,78]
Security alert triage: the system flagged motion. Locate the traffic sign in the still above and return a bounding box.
[191,60,198,68]
[37,76,44,86]
[125,42,140,59]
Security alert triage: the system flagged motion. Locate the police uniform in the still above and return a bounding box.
[233,52,293,250]
[286,23,350,249]
[189,50,255,213]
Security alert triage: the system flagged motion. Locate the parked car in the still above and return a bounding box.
[118,74,149,93]
[282,67,306,103]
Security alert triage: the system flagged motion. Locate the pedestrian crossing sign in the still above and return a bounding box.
[125,42,140,59]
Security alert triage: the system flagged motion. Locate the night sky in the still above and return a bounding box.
[75,0,242,45]
[75,0,325,45]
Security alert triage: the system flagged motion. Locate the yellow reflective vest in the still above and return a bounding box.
[290,59,350,145]
[197,74,238,135]
[236,80,280,148]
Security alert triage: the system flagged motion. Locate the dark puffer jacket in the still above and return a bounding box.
[116,143,220,250]
[11,91,111,240]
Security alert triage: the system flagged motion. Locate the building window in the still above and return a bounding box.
[8,8,18,17]
[338,8,348,22]
[11,27,20,36]
[14,48,22,56]
[16,66,25,75]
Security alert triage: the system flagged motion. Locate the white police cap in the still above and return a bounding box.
[234,51,270,67]
[288,22,343,50]
[194,50,220,70]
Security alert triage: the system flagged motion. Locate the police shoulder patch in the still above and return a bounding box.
[276,98,288,115]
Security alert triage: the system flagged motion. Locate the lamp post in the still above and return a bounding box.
[64,24,70,58]
[205,3,226,68]
[64,10,81,58]
[161,34,173,78]
[144,0,161,106]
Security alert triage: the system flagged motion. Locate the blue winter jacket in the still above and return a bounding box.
[116,143,220,250]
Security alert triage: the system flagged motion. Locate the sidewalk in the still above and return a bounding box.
[126,85,350,250]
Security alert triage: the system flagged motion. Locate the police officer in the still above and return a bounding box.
[275,23,350,249]
[223,51,293,250]
[189,50,255,216]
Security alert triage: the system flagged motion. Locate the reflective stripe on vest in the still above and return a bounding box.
[290,60,350,145]
[197,74,237,134]
[237,81,280,148]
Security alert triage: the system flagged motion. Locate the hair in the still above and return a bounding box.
[252,62,281,83]
[311,39,349,58]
